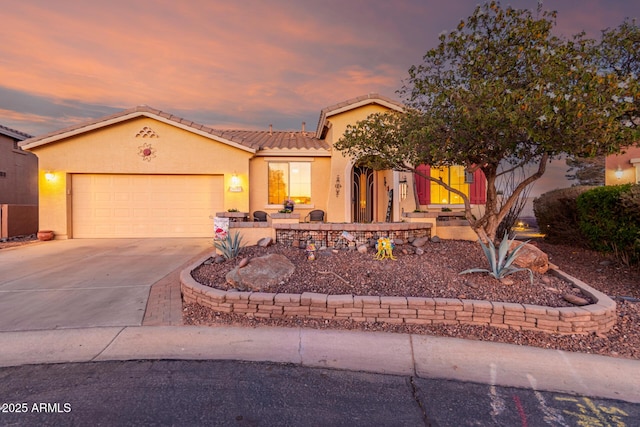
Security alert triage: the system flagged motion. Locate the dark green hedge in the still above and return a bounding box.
[576,184,640,264]
[533,186,595,246]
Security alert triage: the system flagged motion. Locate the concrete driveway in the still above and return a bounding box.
[0,238,211,332]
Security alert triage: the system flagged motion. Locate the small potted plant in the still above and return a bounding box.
[283,199,295,212]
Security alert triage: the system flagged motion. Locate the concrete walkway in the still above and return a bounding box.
[0,239,639,404]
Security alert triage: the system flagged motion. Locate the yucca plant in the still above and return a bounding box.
[214,231,244,260]
[460,231,533,284]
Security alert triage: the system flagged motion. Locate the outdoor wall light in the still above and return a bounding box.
[228,174,243,192]
[335,174,342,197]
[615,166,624,180]
[44,171,55,182]
[399,176,408,200]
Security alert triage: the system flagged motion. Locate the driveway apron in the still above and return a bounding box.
[0,238,211,331]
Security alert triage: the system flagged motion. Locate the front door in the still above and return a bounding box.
[352,165,374,223]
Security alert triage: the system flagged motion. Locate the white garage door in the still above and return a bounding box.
[72,174,223,238]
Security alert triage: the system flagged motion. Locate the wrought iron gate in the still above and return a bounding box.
[352,166,374,223]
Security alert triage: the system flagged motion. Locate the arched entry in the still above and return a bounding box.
[352,165,374,222]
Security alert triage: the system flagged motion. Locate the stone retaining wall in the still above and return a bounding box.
[274,222,431,248]
[180,257,617,334]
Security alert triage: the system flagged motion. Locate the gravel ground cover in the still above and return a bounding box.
[187,239,640,360]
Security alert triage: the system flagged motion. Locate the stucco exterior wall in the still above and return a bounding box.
[249,156,331,219]
[324,104,402,223]
[606,147,640,185]
[29,117,253,238]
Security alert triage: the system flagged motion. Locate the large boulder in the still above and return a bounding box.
[226,254,295,291]
[509,241,549,274]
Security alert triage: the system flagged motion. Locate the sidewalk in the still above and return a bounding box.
[1,325,639,403]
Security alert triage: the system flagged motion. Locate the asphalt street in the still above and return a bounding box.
[1,360,638,426]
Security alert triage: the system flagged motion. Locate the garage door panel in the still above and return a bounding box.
[73,174,223,238]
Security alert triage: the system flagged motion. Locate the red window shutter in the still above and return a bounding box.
[469,169,486,204]
[415,164,430,205]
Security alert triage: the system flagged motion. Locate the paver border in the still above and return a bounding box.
[180,252,617,334]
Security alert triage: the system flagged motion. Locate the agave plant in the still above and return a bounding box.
[460,231,533,284]
[214,231,244,260]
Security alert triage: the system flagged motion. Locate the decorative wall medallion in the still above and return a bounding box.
[138,142,157,162]
[135,126,159,138]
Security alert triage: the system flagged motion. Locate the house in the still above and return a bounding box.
[605,146,640,185]
[19,94,486,239]
[0,124,38,238]
[0,124,37,204]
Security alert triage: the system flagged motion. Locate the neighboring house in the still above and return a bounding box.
[0,124,37,205]
[0,124,38,239]
[605,146,640,185]
[20,94,486,239]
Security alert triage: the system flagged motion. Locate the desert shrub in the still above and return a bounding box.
[577,184,640,265]
[533,186,595,245]
[214,231,244,260]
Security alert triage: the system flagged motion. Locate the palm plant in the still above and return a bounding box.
[460,231,533,284]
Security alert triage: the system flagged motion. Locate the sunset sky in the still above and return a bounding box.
[2,0,639,138]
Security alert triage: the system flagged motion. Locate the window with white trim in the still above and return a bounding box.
[268,162,311,205]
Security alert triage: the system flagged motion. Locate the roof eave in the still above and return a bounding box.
[255,148,331,157]
[314,95,404,139]
[20,110,256,154]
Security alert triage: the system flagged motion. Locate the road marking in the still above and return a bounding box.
[489,363,506,420]
[527,374,570,426]
[555,396,629,426]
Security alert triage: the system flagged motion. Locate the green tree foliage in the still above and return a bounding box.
[335,1,640,242]
[563,19,640,188]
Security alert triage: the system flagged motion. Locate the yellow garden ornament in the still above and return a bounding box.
[374,237,396,261]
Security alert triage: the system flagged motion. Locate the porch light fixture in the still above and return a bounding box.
[44,171,55,182]
[399,176,408,200]
[615,166,623,180]
[335,174,342,197]
[228,174,243,192]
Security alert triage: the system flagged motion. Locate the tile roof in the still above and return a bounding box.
[0,123,32,140]
[315,93,405,138]
[215,129,329,150]
[20,105,328,152]
[20,94,401,152]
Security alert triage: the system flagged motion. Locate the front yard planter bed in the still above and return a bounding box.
[181,253,616,335]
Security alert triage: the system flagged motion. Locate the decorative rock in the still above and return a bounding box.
[357,244,368,254]
[257,237,273,248]
[332,249,340,255]
[204,258,213,265]
[226,254,294,292]
[411,237,429,247]
[415,247,424,255]
[238,257,249,268]
[214,255,226,264]
[430,235,441,243]
[500,277,514,286]
[509,241,549,274]
[465,281,480,289]
[394,239,405,246]
[563,293,589,306]
[541,276,551,285]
